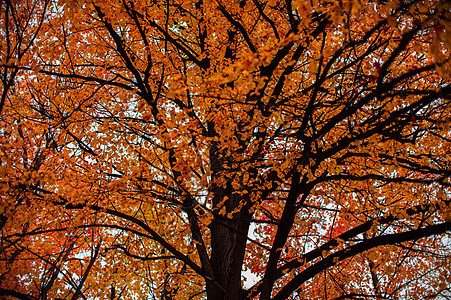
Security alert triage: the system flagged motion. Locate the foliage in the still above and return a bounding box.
[1,0,451,299]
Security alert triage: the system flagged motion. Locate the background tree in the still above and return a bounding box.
[1,0,450,299]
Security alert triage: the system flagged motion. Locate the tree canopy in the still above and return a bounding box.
[1,0,450,299]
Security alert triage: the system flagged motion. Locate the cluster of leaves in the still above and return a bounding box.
[1,0,450,299]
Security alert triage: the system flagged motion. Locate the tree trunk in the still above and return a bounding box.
[208,206,251,300]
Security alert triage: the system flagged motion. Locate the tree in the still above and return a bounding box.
[1,0,450,299]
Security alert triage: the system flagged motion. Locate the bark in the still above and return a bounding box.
[207,195,252,300]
